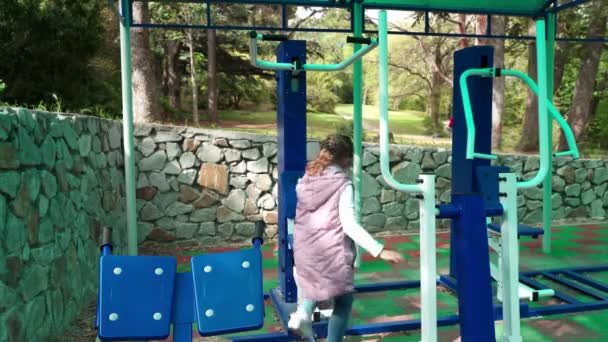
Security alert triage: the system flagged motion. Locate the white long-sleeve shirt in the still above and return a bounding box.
[338,184,384,258]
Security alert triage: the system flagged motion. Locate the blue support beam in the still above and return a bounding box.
[276,40,307,304]
[449,46,494,278]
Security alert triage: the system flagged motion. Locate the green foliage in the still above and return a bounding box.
[306,72,342,113]
[0,0,112,112]
[585,101,608,149]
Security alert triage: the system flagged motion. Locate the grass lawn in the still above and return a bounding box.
[334,104,428,136]
[214,104,430,142]
[215,108,349,139]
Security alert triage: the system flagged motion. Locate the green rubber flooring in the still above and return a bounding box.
[165,223,608,341]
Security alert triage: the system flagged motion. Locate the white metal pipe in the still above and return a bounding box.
[419,174,437,342]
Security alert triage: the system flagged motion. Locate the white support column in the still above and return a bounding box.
[418,174,437,342]
[498,173,522,342]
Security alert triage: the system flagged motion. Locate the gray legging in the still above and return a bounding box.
[301,293,354,342]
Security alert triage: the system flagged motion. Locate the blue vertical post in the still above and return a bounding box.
[277,41,307,303]
[451,193,496,341]
[449,46,494,279]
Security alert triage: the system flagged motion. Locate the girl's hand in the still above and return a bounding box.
[379,249,407,264]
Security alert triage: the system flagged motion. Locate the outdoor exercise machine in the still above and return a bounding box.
[102,0,608,341]
[95,222,266,341]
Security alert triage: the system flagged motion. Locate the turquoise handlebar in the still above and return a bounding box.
[248,32,378,72]
[378,10,423,193]
[460,23,579,190]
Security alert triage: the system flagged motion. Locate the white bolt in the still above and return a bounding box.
[109,313,119,321]
[246,304,254,312]
[205,309,214,317]
[242,261,250,269]
[153,312,162,320]
[204,266,212,273]
[155,268,164,276]
[113,267,122,275]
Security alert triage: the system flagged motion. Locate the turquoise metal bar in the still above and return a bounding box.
[248,37,294,70]
[119,0,138,255]
[352,1,364,267]
[249,35,377,72]
[378,10,422,194]
[544,12,556,254]
[459,66,579,189]
[302,40,378,71]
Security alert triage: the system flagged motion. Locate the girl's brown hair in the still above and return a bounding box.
[305,134,354,176]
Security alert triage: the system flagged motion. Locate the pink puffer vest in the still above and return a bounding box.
[293,165,355,301]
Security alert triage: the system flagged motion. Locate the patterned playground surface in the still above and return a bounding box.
[168,223,608,341]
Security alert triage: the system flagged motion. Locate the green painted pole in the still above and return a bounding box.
[543,13,556,254]
[353,1,364,266]
[119,0,138,256]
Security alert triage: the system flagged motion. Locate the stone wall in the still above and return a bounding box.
[0,108,127,341]
[0,109,606,341]
[132,125,608,243]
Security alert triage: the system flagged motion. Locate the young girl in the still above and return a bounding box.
[288,134,406,341]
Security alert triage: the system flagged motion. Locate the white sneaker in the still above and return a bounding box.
[287,312,313,338]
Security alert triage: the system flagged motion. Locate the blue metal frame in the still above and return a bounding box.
[276,40,307,303]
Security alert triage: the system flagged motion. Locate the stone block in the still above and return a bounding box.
[140,202,163,221]
[179,152,196,169]
[139,150,167,171]
[136,186,157,201]
[193,190,220,208]
[177,169,198,185]
[163,160,182,176]
[223,189,246,213]
[190,207,217,222]
[199,222,216,236]
[176,223,199,239]
[138,137,156,157]
[154,130,182,143]
[230,160,247,174]
[247,158,269,173]
[361,197,381,215]
[197,164,229,194]
[257,193,276,210]
[361,172,381,198]
[182,138,201,152]
[17,127,41,166]
[197,143,223,163]
[236,222,255,236]
[218,223,234,238]
[0,142,19,169]
[165,202,194,217]
[147,228,176,242]
[253,174,273,192]
[224,149,241,163]
[230,175,249,189]
[262,210,278,224]
[19,264,49,301]
[231,140,252,149]
[40,136,56,168]
[262,142,277,158]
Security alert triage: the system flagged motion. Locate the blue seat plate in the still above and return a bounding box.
[191,248,264,336]
[488,223,544,238]
[98,256,176,340]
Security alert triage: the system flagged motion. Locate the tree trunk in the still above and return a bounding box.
[558,2,607,150]
[207,29,218,124]
[187,29,199,126]
[131,2,160,123]
[491,16,506,150]
[475,15,488,46]
[456,14,468,49]
[164,39,182,111]
[427,43,443,130]
[516,21,540,152]
[553,41,569,95]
